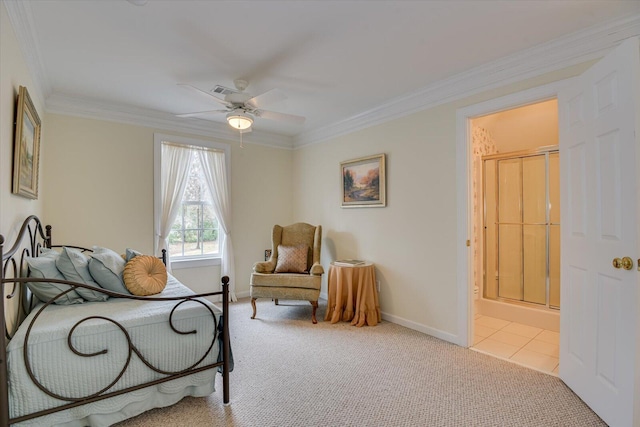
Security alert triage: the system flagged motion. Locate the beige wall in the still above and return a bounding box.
[0,3,45,243]
[171,265,220,301]
[293,107,458,337]
[229,134,294,295]
[292,63,592,340]
[42,113,293,296]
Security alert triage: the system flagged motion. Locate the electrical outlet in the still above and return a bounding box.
[377,280,381,292]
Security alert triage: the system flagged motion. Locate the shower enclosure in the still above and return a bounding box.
[483,146,560,310]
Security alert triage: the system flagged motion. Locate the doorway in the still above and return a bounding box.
[456,80,567,347]
[469,100,561,374]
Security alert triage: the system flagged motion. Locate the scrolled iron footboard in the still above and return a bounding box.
[0,216,231,426]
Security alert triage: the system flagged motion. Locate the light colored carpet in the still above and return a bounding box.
[115,298,605,427]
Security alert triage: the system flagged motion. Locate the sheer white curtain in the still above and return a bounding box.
[198,149,236,301]
[157,143,192,273]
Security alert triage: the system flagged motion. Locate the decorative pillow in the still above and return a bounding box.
[123,255,168,296]
[274,244,308,273]
[56,247,109,302]
[26,251,84,305]
[124,248,143,262]
[88,247,130,295]
[39,247,55,255]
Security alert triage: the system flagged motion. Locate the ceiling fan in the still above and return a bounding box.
[177,79,305,132]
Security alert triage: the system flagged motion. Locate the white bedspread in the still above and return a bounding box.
[7,275,221,427]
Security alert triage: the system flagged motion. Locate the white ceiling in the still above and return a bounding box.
[6,1,640,147]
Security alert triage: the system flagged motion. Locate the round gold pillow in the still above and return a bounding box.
[123,255,167,296]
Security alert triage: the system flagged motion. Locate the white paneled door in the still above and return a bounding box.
[559,37,640,427]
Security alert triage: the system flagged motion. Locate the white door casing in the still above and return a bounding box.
[558,37,640,427]
[456,80,568,348]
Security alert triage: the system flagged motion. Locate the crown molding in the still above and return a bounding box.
[293,13,640,148]
[45,93,294,149]
[3,0,51,102]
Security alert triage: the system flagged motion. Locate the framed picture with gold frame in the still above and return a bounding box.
[12,86,41,199]
[341,153,386,208]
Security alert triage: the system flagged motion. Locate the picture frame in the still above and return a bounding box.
[341,153,386,208]
[12,86,41,199]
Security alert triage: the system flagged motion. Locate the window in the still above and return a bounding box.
[154,133,231,268]
[169,151,220,259]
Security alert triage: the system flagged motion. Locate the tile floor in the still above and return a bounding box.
[471,314,559,375]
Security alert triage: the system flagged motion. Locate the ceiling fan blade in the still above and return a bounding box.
[178,84,232,107]
[245,88,287,109]
[176,109,228,118]
[256,109,306,124]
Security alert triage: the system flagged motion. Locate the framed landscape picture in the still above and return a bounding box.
[341,153,386,208]
[12,86,41,199]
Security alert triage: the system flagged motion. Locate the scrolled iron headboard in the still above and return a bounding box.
[0,216,230,426]
[1,215,51,340]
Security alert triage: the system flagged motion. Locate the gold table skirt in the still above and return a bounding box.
[324,263,381,327]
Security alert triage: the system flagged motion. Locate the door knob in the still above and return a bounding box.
[613,258,622,269]
[621,256,634,270]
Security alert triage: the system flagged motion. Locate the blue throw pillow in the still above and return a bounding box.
[125,248,143,262]
[88,247,130,295]
[56,247,109,302]
[26,250,84,305]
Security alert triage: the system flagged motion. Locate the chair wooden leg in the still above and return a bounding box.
[310,300,318,324]
[251,298,257,319]
[274,299,279,305]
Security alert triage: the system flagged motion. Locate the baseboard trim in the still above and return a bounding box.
[381,311,459,345]
[235,290,250,299]
[249,290,460,344]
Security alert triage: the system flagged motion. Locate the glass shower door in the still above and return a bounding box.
[522,155,547,305]
[497,159,522,300]
[548,152,560,308]
[487,149,559,309]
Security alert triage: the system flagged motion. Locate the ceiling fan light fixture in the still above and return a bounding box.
[226,112,253,130]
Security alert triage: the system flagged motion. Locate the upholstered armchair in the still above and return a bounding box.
[250,223,324,323]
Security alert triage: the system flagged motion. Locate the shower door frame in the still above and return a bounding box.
[482,145,559,311]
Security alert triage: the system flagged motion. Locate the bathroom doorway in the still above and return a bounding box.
[469,99,561,374]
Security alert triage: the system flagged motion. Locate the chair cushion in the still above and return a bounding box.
[250,285,320,301]
[274,244,308,273]
[251,272,321,290]
[123,255,167,296]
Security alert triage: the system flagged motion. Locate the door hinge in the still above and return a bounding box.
[466,239,470,247]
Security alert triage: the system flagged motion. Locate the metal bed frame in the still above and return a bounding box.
[0,216,230,426]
